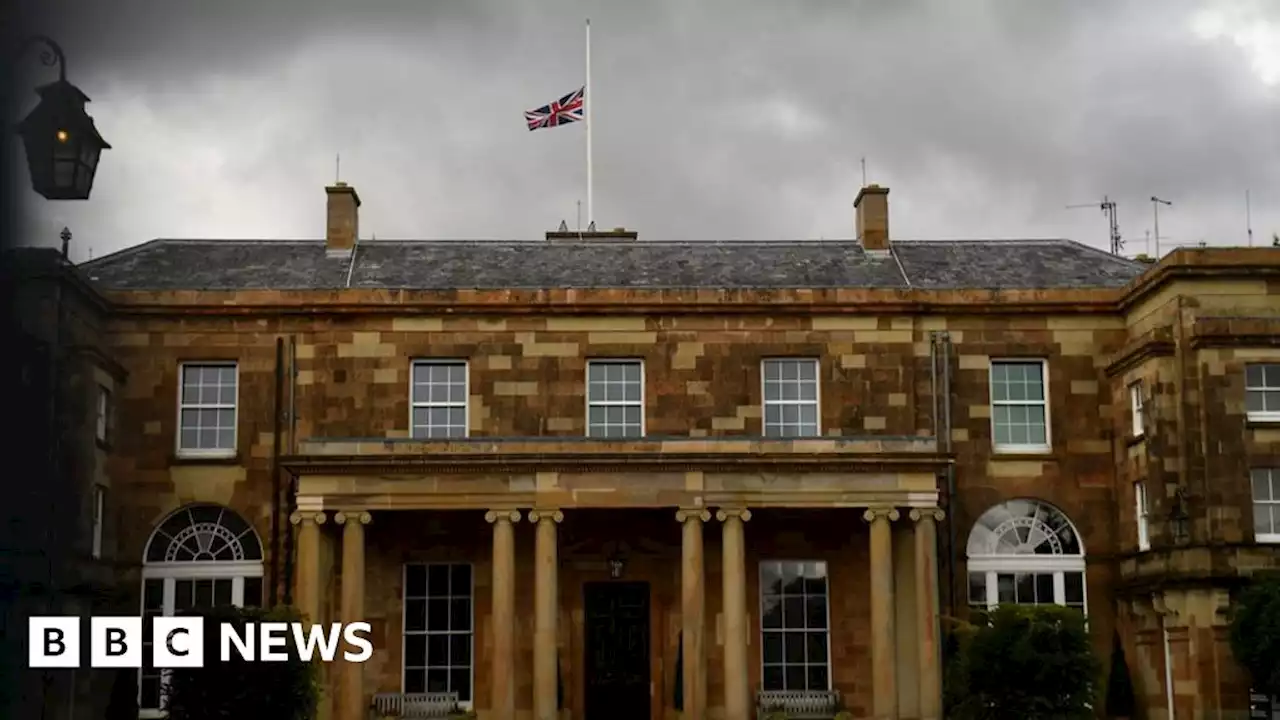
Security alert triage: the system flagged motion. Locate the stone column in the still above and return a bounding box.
[910,508,945,720]
[717,508,752,720]
[290,510,326,624]
[486,510,521,720]
[529,509,563,720]
[334,511,371,720]
[864,507,899,720]
[677,508,710,719]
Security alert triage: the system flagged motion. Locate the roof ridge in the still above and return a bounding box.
[78,237,168,269]
[1058,238,1146,268]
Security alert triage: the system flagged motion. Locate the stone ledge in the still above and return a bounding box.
[1190,315,1280,349]
[293,435,939,458]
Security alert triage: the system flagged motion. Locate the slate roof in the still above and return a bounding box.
[79,238,1146,291]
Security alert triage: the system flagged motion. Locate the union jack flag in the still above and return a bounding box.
[524,87,585,131]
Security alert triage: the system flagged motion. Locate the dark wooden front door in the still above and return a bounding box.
[584,581,650,720]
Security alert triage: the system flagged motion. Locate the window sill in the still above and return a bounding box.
[171,452,240,466]
[1246,416,1280,427]
[1257,533,1280,544]
[991,447,1054,459]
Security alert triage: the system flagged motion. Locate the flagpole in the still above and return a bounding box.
[585,18,594,228]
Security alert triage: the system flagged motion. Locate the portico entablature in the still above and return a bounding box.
[288,466,942,512]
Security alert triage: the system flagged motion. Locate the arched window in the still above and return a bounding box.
[139,504,264,716]
[965,499,1087,613]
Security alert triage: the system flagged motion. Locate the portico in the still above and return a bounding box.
[284,437,948,720]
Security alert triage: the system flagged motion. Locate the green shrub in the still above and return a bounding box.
[164,605,319,720]
[1229,572,1280,698]
[945,605,1099,720]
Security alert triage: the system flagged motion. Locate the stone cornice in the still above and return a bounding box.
[1105,328,1176,377]
[281,451,950,476]
[67,344,129,381]
[1188,316,1280,350]
[1117,248,1280,313]
[101,286,1125,316]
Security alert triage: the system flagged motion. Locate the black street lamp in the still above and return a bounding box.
[15,35,111,200]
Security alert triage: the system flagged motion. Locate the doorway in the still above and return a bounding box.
[583,581,651,720]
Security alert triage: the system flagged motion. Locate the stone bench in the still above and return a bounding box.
[756,689,842,719]
[370,692,462,719]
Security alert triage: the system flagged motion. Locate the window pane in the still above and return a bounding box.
[806,665,828,691]
[1254,471,1272,501]
[968,573,987,607]
[406,600,426,632]
[763,666,784,691]
[1246,363,1266,387]
[806,633,827,663]
[996,574,1016,603]
[762,632,783,663]
[427,669,448,692]
[427,634,448,665]
[1064,573,1085,606]
[405,669,425,693]
[1266,389,1280,413]
[1247,389,1265,413]
[761,596,781,629]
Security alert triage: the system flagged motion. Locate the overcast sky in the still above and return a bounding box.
[11,0,1280,262]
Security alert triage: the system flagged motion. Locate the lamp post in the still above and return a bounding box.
[14,35,111,200]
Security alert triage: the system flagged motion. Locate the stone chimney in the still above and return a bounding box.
[854,184,890,251]
[325,182,361,255]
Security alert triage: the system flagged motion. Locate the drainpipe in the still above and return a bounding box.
[282,335,298,606]
[930,333,939,439]
[940,331,958,615]
[269,337,284,606]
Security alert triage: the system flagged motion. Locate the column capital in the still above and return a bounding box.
[289,511,327,526]
[333,510,372,525]
[528,509,564,523]
[485,509,522,524]
[909,507,945,523]
[676,508,711,523]
[863,507,900,523]
[715,508,752,523]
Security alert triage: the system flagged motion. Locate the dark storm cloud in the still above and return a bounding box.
[12,0,1280,260]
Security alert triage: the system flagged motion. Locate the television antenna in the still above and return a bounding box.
[1066,196,1122,254]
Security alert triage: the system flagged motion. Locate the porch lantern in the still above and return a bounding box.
[1168,485,1190,545]
[15,35,111,200]
[607,549,627,579]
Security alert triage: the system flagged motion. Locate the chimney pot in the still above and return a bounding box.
[326,183,361,254]
[854,184,890,251]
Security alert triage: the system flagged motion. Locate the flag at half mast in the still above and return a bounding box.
[524,19,594,227]
[524,87,584,130]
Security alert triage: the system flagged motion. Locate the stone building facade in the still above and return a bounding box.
[2,247,127,720]
[58,182,1280,720]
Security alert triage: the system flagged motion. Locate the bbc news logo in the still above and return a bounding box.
[29,617,373,668]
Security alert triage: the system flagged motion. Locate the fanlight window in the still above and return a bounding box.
[966,499,1087,612]
[139,504,264,717]
[144,503,263,563]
